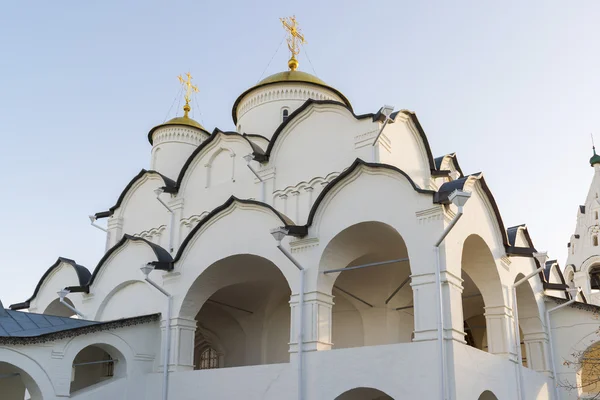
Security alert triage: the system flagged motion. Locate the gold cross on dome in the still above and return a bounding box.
[178,72,199,117]
[280,16,306,71]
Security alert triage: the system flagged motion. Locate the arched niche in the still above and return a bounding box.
[319,221,413,349]
[0,362,43,400]
[43,297,75,318]
[334,387,394,400]
[70,344,125,394]
[180,254,292,368]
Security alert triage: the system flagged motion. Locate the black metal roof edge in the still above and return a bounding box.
[88,235,173,287]
[173,129,266,191]
[304,158,435,227]
[9,258,91,311]
[399,110,437,173]
[95,170,177,219]
[545,295,599,312]
[0,314,160,345]
[434,153,465,178]
[263,99,376,157]
[147,121,210,145]
[580,205,586,214]
[171,196,297,265]
[231,80,353,125]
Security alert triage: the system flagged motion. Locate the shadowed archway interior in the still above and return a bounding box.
[334,387,394,400]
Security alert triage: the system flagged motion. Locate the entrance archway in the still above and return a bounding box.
[461,235,505,355]
[478,390,498,400]
[320,221,413,349]
[334,387,394,400]
[0,362,42,400]
[181,254,291,368]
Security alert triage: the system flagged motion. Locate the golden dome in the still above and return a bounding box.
[232,70,351,124]
[147,114,206,144]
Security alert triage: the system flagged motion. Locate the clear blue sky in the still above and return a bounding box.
[1,1,598,306]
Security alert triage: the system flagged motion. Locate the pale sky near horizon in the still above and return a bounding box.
[1,1,599,307]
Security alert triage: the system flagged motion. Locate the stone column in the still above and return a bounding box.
[163,317,197,372]
[169,197,184,253]
[484,305,515,360]
[523,331,551,374]
[289,291,334,354]
[106,216,124,250]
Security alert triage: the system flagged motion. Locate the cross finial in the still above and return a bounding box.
[280,16,306,71]
[177,72,199,118]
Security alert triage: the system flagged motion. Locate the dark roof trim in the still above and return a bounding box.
[506,224,536,249]
[434,153,465,178]
[9,258,91,311]
[173,129,267,191]
[304,158,435,228]
[167,196,297,267]
[580,205,586,214]
[435,174,509,248]
[232,80,353,125]
[545,295,599,312]
[0,314,159,345]
[95,170,176,219]
[263,99,376,158]
[87,235,173,287]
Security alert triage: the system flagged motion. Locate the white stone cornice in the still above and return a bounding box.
[290,237,319,253]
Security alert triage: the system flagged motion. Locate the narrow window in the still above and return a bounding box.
[282,108,289,122]
[594,236,598,247]
[595,211,598,220]
[199,347,219,370]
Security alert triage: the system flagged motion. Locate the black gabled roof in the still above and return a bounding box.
[434,153,464,178]
[9,258,91,311]
[86,235,173,288]
[506,224,536,249]
[0,311,159,345]
[154,196,297,270]
[168,129,267,193]
[580,205,586,214]
[95,170,176,219]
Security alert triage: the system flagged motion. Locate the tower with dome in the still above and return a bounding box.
[1,17,600,400]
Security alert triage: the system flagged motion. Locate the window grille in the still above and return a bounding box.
[199,347,219,369]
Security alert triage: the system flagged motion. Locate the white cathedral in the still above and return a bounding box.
[2,19,600,400]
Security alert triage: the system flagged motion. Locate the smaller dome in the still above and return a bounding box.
[590,147,600,166]
[148,114,206,145]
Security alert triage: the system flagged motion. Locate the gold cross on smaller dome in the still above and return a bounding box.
[178,72,199,117]
[280,16,306,71]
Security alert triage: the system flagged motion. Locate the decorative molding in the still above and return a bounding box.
[237,85,340,120]
[290,237,319,253]
[354,129,379,149]
[416,206,443,224]
[152,126,207,147]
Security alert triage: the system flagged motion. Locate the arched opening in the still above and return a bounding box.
[282,108,289,122]
[320,221,413,349]
[580,341,600,397]
[478,390,498,400]
[0,362,42,400]
[514,274,546,371]
[43,297,76,318]
[590,265,600,290]
[334,387,394,400]
[182,254,291,369]
[461,235,504,355]
[70,344,124,393]
[594,236,598,247]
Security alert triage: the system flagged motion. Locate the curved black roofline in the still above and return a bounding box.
[304,158,435,227]
[232,79,353,125]
[434,153,465,178]
[170,129,267,192]
[95,170,176,219]
[9,258,91,311]
[160,196,297,269]
[86,235,173,288]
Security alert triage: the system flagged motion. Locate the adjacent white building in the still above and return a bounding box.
[1,34,600,400]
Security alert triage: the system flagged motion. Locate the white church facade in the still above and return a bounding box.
[2,18,600,400]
